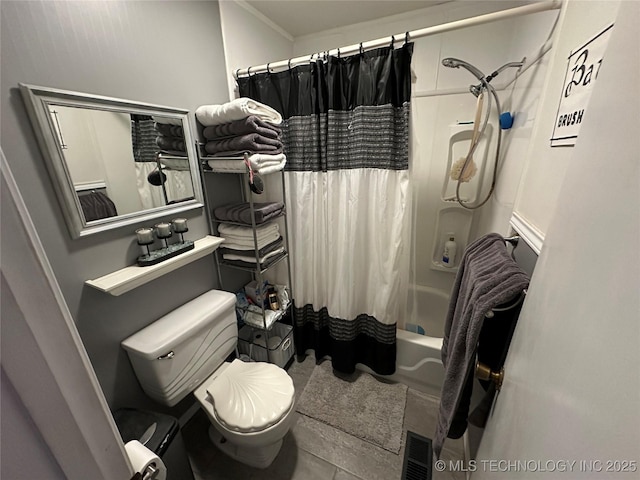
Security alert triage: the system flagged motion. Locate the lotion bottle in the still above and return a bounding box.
[442,234,457,267]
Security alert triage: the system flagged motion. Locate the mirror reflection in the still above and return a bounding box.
[20,84,204,238]
[49,105,195,222]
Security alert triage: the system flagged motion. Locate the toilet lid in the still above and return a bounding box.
[206,359,295,433]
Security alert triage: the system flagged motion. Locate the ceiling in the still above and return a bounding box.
[244,0,451,38]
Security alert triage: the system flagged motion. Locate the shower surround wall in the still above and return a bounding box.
[1,0,232,413]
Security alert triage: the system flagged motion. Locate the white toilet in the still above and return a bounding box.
[121,289,296,469]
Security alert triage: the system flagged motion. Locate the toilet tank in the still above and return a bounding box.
[121,290,237,407]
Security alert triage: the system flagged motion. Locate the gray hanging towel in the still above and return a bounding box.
[433,233,529,458]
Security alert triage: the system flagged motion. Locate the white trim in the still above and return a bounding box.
[509,211,544,255]
[75,180,108,191]
[0,149,132,479]
[233,0,295,42]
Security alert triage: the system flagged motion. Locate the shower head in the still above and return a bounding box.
[469,84,483,98]
[442,57,486,82]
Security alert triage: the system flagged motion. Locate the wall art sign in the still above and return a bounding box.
[551,23,614,147]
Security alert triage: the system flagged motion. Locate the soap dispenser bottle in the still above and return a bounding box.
[442,234,457,267]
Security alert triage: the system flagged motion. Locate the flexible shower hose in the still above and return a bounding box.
[455,81,503,210]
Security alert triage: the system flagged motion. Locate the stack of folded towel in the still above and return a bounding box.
[154,119,186,156]
[195,98,286,174]
[218,222,286,269]
[214,201,285,226]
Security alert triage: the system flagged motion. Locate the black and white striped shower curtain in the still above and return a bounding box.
[238,43,413,374]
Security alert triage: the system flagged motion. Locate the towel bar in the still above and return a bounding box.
[475,361,504,390]
[504,235,519,246]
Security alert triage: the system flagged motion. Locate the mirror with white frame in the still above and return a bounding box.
[19,84,204,238]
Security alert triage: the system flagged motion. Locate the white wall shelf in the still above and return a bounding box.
[85,235,224,296]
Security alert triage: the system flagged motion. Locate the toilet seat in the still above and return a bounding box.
[205,359,295,433]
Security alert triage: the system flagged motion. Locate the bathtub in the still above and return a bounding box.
[391,329,444,397]
[405,284,450,337]
[358,284,449,396]
[392,285,449,396]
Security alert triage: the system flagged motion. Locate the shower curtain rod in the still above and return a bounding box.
[234,0,561,79]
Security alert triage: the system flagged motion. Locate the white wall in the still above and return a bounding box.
[513,0,622,237]
[89,111,144,215]
[0,369,66,480]
[55,106,108,187]
[1,0,230,411]
[474,1,638,476]
[59,108,145,215]
[218,0,294,101]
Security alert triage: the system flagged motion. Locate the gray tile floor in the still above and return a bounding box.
[183,354,465,480]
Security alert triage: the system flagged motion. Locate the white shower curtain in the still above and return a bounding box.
[135,163,194,209]
[286,169,410,329]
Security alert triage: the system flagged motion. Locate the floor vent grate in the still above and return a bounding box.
[401,431,433,480]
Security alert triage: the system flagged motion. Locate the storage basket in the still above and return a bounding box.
[237,322,294,368]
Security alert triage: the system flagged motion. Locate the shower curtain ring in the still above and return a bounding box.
[288,59,292,71]
[337,48,341,58]
[235,68,241,79]
[266,63,271,73]
[247,65,252,77]
[390,35,395,48]
[405,31,410,45]
[359,43,364,55]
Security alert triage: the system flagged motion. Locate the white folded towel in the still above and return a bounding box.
[218,222,279,239]
[249,153,287,174]
[195,98,282,127]
[206,153,287,175]
[223,247,285,264]
[222,232,281,250]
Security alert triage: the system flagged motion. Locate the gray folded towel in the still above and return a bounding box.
[214,202,284,225]
[218,236,284,257]
[433,233,529,458]
[156,135,186,152]
[155,122,184,138]
[204,133,283,156]
[203,115,281,140]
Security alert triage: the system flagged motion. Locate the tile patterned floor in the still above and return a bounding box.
[183,354,465,480]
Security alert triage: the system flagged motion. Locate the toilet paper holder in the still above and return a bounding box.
[475,361,504,391]
[128,462,162,480]
[125,439,166,480]
[143,464,161,480]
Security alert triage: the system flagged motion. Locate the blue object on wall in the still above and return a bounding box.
[499,112,514,129]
